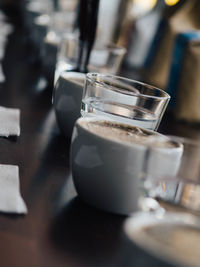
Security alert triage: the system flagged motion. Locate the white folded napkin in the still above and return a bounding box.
[0,11,13,78]
[0,11,14,69]
[0,64,5,83]
[0,106,20,137]
[0,164,27,214]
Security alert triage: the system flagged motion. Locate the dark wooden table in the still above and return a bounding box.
[0,5,200,267]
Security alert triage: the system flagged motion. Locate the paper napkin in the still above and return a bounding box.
[0,164,27,214]
[0,106,20,137]
[0,65,5,83]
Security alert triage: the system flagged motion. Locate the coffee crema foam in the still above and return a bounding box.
[79,120,177,148]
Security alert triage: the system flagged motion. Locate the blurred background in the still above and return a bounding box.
[0,0,200,125]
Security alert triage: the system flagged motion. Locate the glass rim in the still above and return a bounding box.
[93,43,127,54]
[165,135,200,148]
[34,14,50,26]
[86,73,170,100]
[60,39,126,54]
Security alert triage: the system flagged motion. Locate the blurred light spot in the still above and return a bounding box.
[165,0,180,6]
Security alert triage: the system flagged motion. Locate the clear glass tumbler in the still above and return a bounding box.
[142,135,200,214]
[54,37,126,84]
[88,44,126,75]
[81,73,170,131]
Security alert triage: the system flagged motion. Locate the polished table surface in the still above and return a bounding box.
[0,6,200,267]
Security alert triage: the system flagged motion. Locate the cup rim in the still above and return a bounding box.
[86,73,170,100]
[124,211,200,267]
[75,117,167,149]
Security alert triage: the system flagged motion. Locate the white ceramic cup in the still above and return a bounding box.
[53,71,85,138]
[70,117,183,215]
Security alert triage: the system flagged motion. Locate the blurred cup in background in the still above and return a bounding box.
[53,71,85,139]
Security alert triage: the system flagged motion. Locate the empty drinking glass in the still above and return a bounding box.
[54,35,126,84]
